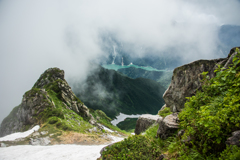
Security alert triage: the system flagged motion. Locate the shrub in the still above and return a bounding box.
[101,135,161,160]
[158,106,172,118]
[178,48,240,157]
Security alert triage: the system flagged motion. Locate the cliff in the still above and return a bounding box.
[163,47,239,112]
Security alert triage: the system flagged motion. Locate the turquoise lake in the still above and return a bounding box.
[102,64,166,72]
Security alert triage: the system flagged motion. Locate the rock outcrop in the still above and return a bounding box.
[29,136,51,146]
[0,89,51,137]
[134,114,162,135]
[0,67,93,137]
[163,47,239,112]
[157,113,179,139]
[226,130,240,146]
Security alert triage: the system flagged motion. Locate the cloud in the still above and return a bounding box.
[0,0,240,124]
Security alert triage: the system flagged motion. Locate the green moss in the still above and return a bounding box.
[158,107,172,118]
[48,116,59,124]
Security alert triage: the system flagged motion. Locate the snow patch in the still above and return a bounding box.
[111,113,141,126]
[101,125,114,133]
[0,135,124,160]
[0,125,40,141]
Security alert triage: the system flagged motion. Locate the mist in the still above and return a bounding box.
[0,0,240,124]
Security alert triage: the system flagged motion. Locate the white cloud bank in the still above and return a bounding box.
[0,0,240,124]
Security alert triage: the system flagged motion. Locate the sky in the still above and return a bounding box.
[0,0,240,124]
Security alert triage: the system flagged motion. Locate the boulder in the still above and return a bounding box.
[157,113,179,139]
[226,130,240,146]
[156,154,166,160]
[135,114,162,135]
[0,143,7,147]
[29,136,51,146]
[163,58,224,112]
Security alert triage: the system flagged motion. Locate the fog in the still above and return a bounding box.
[0,0,240,124]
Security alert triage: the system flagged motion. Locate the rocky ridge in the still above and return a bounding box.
[0,68,97,137]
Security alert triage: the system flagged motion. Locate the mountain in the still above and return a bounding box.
[72,65,166,119]
[117,67,173,89]
[0,68,124,144]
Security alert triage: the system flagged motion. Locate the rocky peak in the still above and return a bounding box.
[0,67,94,137]
[33,67,64,89]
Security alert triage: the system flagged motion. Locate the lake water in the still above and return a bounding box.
[102,64,166,72]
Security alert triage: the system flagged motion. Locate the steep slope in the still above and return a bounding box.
[0,68,122,140]
[72,66,166,119]
[117,67,173,89]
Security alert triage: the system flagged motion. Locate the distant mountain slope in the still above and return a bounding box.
[117,67,173,89]
[72,66,166,119]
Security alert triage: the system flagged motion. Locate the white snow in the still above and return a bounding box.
[111,113,141,126]
[0,144,106,160]
[0,125,125,160]
[0,125,40,141]
[101,125,114,133]
[140,114,161,121]
[0,135,124,160]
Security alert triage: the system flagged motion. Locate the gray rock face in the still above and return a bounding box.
[135,114,162,135]
[0,89,53,137]
[157,113,179,139]
[163,47,239,112]
[163,59,224,112]
[226,130,240,146]
[33,67,65,88]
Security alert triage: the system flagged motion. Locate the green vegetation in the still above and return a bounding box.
[36,88,94,133]
[102,124,176,159]
[158,107,172,118]
[90,109,128,135]
[117,118,138,132]
[101,48,240,159]
[32,68,124,134]
[102,135,161,160]
[176,48,240,158]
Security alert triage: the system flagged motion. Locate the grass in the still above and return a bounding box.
[116,118,138,132]
[90,109,129,136]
